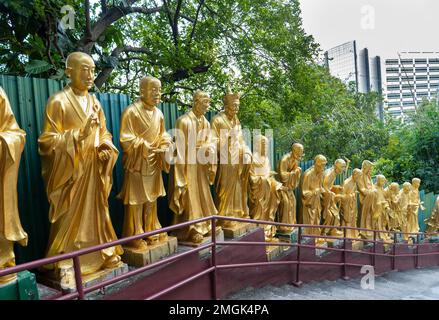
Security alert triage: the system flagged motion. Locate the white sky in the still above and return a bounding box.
[300,0,439,59]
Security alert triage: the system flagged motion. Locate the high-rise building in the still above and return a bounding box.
[384,52,439,118]
[325,41,384,120]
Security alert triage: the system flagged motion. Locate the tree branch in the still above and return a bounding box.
[85,0,92,39]
[162,64,211,83]
[77,2,162,53]
[188,0,205,46]
[95,46,152,88]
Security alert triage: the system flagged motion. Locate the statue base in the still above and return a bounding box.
[39,262,129,293]
[276,228,298,244]
[352,240,364,251]
[122,237,178,267]
[223,223,256,239]
[0,271,39,300]
[179,228,224,256]
[315,240,328,257]
[266,245,282,261]
[326,238,344,248]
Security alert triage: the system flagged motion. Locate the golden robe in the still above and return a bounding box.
[301,166,324,235]
[408,189,421,233]
[0,87,28,282]
[211,112,251,227]
[118,101,171,242]
[340,176,358,238]
[357,173,376,238]
[322,168,342,236]
[425,197,439,233]
[398,190,410,239]
[38,85,122,275]
[373,185,390,240]
[277,153,301,233]
[385,188,401,231]
[249,154,282,241]
[169,110,217,241]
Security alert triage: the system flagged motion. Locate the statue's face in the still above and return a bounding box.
[141,79,161,107]
[292,145,303,160]
[225,98,240,117]
[377,176,386,187]
[194,94,211,115]
[412,180,420,189]
[315,160,327,174]
[66,54,95,91]
[391,185,399,194]
[403,184,411,193]
[334,162,346,175]
[353,171,362,182]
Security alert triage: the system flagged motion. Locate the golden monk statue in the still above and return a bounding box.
[357,160,376,239]
[169,90,217,243]
[0,87,28,284]
[407,178,423,234]
[301,155,327,235]
[385,182,401,231]
[118,76,172,250]
[277,143,304,233]
[38,52,122,278]
[398,182,412,240]
[322,159,346,236]
[249,135,283,241]
[211,89,252,229]
[340,168,362,238]
[425,196,439,234]
[372,175,391,240]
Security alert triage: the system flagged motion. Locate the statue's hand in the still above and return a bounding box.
[98,150,111,161]
[79,113,99,141]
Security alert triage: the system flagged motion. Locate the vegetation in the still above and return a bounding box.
[0,0,437,191]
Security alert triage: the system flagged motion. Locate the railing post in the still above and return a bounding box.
[342,227,349,280]
[292,226,303,287]
[392,232,397,271]
[211,217,218,300]
[372,230,377,268]
[416,233,421,269]
[73,256,85,300]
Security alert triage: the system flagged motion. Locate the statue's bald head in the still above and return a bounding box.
[412,177,421,189]
[376,174,386,187]
[65,52,95,91]
[65,52,95,69]
[314,154,327,173]
[139,76,161,107]
[334,159,347,174]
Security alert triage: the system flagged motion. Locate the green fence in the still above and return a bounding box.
[0,75,437,263]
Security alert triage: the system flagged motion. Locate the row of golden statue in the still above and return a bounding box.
[1,52,438,286]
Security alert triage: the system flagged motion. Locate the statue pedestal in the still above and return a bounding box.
[179,229,224,256]
[266,245,282,261]
[223,223,256,239]
[326,238,344,248]
[276,228,298,244]
[0,271,39,300]
[352,240,364,251]
[122,237,178,267]
[315,240,328,257]
[39,262,129,293]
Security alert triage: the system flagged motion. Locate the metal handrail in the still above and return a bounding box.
[1,215,438,300]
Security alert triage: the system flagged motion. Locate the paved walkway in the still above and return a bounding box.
[227,267,439,300]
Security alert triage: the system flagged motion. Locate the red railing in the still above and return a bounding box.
[0,216,438,300]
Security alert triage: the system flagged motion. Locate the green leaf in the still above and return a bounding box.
[24,60,53,74]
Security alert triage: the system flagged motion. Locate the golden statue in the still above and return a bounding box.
[277,143,304,234]
[357,160,376,239]
[398,182,412,240]
[118,76,172,250]
[0,87,28,284]
[373,175,391,240]
[249,135,283,241]
[407,178,423,234]
[38,52,122,278]
[301,155,327,235]
[425,196,439,234]
[322,159,346,236]
[169,90,217,243]
[385,182,401,231]
[340,168,362,239]
[211,89,252,229]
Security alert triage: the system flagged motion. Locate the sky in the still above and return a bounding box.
[300,0,439,59]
